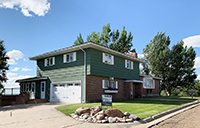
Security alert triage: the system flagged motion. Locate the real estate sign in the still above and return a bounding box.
[102,94,112,106]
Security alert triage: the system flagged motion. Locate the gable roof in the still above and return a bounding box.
[140,74,162,80]
[15,76,48,83]
[29,42,145,63]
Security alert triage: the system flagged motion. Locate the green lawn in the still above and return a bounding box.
[56,99,191,119]
[148,96,200,100]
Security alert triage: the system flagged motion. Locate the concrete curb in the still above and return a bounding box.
[143,100,200,122]
[133,100,200,128]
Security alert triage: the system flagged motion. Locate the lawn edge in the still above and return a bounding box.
[143,100,200,123]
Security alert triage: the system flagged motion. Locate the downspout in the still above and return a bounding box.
[79,47,86,103]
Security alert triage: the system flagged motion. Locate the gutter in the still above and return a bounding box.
[79,46,86,103]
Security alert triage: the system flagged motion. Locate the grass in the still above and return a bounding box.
[56,99,191,119]
[148,96,200,100]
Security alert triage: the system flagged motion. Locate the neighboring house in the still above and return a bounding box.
[16,42,161,103]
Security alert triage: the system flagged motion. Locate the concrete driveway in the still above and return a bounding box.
[0,103,79,128]
[0,102,143,128]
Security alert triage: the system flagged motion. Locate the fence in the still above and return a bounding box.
[1,87,20,95]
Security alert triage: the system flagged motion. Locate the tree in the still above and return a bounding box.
[143,32,170,94]
[0,40,9,94]
[74,23,134,53]
[109,26,133,52]
[86,31,101,45]
[140,60,150,75]
[143,32,197,96]
[167,41,196,93]
[192,80,200,95]
[74,33,84,45]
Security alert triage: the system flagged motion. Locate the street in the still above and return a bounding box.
[152,105,200,128]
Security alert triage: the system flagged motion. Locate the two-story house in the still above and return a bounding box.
[16,42,161,103]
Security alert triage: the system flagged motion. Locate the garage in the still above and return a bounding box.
[50,81,81,103]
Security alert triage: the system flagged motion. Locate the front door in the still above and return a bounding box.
[41,81,46,99]
[30,82,35,99]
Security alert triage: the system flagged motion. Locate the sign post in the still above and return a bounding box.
[188,90,195,101]
[101,95,112,108]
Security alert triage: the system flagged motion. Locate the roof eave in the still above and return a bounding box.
[29,42,146,63]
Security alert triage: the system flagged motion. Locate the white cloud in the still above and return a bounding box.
[22,67,32,71]
[194,57,200,69]
[183,35,200,48]
[4,73,31,87]
[7,50,24,60]
[7,50,24,65]
[7,72,18,77]
[197,74,200,80]
[23,58,28,62]
[11,67,20,71]
[138,54,144,58]
[0,0,50,17]
[7,59,17,65]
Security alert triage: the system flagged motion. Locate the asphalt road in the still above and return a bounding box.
[152,104,200,128]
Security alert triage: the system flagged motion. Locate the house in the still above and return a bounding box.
[15,42,161,103]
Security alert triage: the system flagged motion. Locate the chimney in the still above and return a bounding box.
[128,49,138,58]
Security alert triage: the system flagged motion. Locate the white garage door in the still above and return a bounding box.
[50,81,81,103]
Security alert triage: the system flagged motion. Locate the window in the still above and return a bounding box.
[125,60,133,69]
[110,81,118,89]
[75,83,81,86]
[102,53,114,65]
[29,83,31,91]
[102,80,109,89]
[67,83,73,86]
[23,84,26,92]
[21,84,23,92]
[53,84,58,87]
[26,83,29,91]
[63,52,76,63]
[45,57,55,67]
[60,84,65,87]
[143,78,155,89]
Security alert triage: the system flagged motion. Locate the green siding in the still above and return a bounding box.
[37,50,86,101]
[89,48,140,80]
[35,81,41,99]
[36,48,140,101]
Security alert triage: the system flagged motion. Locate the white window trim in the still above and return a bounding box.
[102,80,109,89]
[125,59,133,69]
[63,52,76,63]
[44,57,55,67]
[143,78,155,89]
[110,81,118,89]
[102,53,114,65]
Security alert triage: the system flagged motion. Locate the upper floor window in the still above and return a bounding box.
[143,78,155,89]
[102,53,114,65]
[63,52,76,63]
[125,60,133,69]
[45,57,55,67]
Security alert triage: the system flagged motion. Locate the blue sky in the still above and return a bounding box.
[0,0,200,87]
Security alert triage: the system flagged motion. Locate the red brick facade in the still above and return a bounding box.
[86,75,125,102]
[86,75,160,102]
